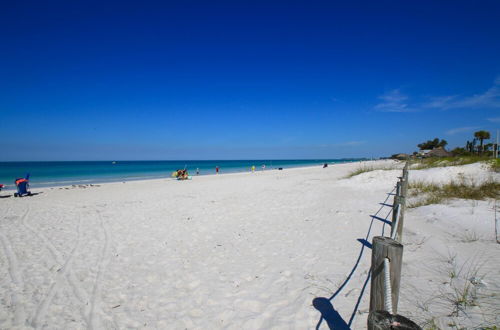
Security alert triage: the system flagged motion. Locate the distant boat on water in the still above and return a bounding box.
[112,161,117,164]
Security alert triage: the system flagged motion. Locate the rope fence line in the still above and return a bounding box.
[315,164,412,329]
[314,183,399,329]
[368,161,421,329]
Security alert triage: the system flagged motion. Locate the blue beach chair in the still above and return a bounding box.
[14,174,31,197]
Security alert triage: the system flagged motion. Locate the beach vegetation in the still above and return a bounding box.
[491,158,500,172]
[407,179,500,208]
[346,165,376,177]
[410,156,493,170]
[345,164,398,178]
[474,130,490,154]
[450,147,471,156]
[418,138,448,150]
[460,230,480,243]
[448,263,482,317]
[421,317,440,330]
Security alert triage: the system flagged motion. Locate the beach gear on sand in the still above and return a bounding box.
[172,169,191,180]
[14,175,32,197]
[0,184,4,191]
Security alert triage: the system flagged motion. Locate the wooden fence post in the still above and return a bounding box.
[396,175,406,242]
[396,195,405,242]
[397,165,409,242]
[391,182,401,239]
[402,165,409,197]
[495,200,500,244]
[369,236,403,315]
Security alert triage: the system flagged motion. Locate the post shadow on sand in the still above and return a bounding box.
[370,214,391,226]
[357,238,372,249]
[312,186,395,329]
[313,298,350,330]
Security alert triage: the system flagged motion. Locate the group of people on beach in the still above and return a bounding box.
[175,164,266,179]
[174,163,280,181]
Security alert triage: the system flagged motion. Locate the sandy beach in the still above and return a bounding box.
[1,160,499,329]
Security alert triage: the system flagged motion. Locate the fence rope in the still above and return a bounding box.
[383,257,393,314]
[390,204,401,240]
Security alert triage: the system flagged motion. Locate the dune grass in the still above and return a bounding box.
[345,165,376,178]
[345,164,399,178]
[491,158,500,172]
[408,179,500,208]
[410,156,493,170]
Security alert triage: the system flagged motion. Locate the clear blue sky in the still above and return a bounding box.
[1,1,499,160]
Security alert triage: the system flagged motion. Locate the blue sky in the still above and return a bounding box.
[1,1,499,160]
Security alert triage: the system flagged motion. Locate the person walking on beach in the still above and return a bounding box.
[196,168,200,175]
[216,166,219,174]
[261,164,265,171]
[251,165,255,173]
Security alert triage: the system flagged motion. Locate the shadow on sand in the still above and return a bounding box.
[312,187,395,329]
[313,298,350,330]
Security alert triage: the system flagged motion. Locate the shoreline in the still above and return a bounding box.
[0,159,368,191]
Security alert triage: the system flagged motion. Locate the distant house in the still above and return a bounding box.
[418,149,432,157]
[426,147,453,158]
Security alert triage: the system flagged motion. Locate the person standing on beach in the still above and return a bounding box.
[216,166,219,174]
[262,164,265,171]
[251,165,255,172]
[196,168,200,175]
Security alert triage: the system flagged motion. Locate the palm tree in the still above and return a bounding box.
[474,130,491,153]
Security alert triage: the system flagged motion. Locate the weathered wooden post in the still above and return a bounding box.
[369,236,403,314]
[395,194,405,242]
[402,165,409,197]
[391,182,401,239]
[396,166,409,242]
[495,201,500,244]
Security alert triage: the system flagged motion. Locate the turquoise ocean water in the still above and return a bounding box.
[0,159,364,189]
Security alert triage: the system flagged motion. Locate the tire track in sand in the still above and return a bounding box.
[21,205,89,308]
[20,204,89,304]
[29,210,83,329]
[88,210,112,330]
[0,207,27,327]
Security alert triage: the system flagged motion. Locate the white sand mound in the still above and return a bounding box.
[410,162,499,185]
[399,199,500,328]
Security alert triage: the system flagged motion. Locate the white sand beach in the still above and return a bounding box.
[1,160,499,329]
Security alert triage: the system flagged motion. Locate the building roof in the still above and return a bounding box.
[427,147,452,157]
